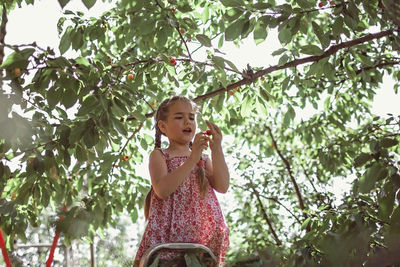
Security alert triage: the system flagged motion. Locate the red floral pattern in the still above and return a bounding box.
[135,150,229,265]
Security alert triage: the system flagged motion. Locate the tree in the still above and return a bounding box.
[0,0,399,265]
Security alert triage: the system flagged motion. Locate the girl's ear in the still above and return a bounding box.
[158,120,167,135]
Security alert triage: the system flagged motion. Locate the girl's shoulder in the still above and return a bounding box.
[149,148,168,161]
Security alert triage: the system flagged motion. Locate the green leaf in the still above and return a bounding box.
[253,21,268,45]
[82,0,96,9]
[62,87,78,109]
[380,138,398,148]
[354,153,372,168]
[272,48,286,56]
[378,181,396,221]
[0,48,35,69]
[58,0,70,9]
[300,44,324,56]
[225,19,246,41]
[196,34,212,47]
[301,217,311,230]
[359,164,386,193]
[278,27,291,45]
[220,0,243,7]
[184,253,202,267]
[59,27,72,55]
[149,254,161,267]
[240,96,253,117]
[296,0,314,8]
[76,57,90,67]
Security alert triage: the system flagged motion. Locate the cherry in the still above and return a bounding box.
[127,73,134,80]
[171,8,176,13]
[205,130,212,136]
[14,68,21,77]
[210,99,215,104]
[318,2,325,8]
[329,0,335,5]
[179,28,185,34]
[260,76,265,81]
[228,90,235,96]
[170,57,177,66]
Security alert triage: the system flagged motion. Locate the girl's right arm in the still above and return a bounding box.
[149,150,197,200]
[149,133,207,200]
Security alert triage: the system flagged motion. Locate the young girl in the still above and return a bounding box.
[134,96,230,266]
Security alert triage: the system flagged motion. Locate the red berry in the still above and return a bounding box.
[228,90,235,96]
[127,73,134,80]
[171,8,176,13]
[197,160,205,167]
[170,57,177,66]
[205,130,212,136]
[318,2,324,8]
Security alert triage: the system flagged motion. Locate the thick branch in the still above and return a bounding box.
[193,29,395,102]
[123,29,394,122]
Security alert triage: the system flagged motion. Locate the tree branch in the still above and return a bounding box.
[231,183,302,225]
[192,29,395,102]
[123,29,395,121]
[0,4,7,65]
[248,183,282,246]
[266,126,307,216]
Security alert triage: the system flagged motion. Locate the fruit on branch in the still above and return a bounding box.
[260,76,265,81]
[127,73,134,80]
[318,2,325,8]
[179,28,185,34]
[171,8,176,13]
[170,57,177,66]
[329,0,335,5]
[210,99,215,104]
[122,155,130,161]
[14,68,21,77]
[228,90,235,96]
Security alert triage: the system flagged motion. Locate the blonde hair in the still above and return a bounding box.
[144,96,208,220]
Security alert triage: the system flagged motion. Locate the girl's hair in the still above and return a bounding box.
[144,96,208,220]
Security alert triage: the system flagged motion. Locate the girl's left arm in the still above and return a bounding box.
[205,121,230,193]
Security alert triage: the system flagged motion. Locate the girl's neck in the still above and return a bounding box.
[166,142,191,156]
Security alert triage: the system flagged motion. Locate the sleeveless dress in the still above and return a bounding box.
[134,150,229,266]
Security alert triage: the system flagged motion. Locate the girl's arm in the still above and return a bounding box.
[149,133,208,200]
[205,121,230,193]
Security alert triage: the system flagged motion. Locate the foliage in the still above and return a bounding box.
[0,0,400,265]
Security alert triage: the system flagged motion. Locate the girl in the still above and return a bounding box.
[134,96,230,266]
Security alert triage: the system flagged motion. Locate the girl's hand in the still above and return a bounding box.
[190,132,209,162]
[205,120,222,151]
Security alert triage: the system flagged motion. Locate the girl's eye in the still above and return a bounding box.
[175,117,182,119]
[189,117,195,121]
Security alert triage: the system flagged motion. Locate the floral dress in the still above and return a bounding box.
[134,150,229,266]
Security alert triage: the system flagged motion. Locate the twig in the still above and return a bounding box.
[248,183,282,246]
[231,183,302,224]
[266,126,309,226]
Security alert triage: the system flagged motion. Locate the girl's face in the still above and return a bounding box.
[158,100,196,145]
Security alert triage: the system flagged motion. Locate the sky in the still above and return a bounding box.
[3,0,400,260]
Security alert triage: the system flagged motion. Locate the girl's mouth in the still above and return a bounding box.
[183,128,192,133]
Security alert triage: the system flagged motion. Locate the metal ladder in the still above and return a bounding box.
[139,243,217,267]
